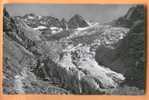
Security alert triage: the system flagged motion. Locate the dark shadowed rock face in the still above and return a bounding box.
[3,9,17,32]
[95,5,145,89]
[124,5,145,22]
[4,8,10,17]
[61,18,68,30]
[111,5,145,28]
[68,14,89,29]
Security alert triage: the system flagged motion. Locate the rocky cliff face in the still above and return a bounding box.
[3,5,145,94]
[95,5,145,89]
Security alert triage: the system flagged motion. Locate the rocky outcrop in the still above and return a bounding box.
[61,18,68,30]
[68,14,89,29]
[111,5,145,28]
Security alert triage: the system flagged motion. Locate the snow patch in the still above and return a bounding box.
[75,22,99,31]
[50,27,63,34]
[28,16,34,19]
[34,26,47,30]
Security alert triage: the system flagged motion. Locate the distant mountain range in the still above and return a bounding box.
[14,13,90,30]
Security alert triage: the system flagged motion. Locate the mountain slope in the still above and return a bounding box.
[95,5,145,89]
[3,9,69,94]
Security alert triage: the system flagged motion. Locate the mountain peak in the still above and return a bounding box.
[68,14,89,29]
[25,13,36,17]
[72,14,84,19]
[23,13,37,19]
[4,8,10,17]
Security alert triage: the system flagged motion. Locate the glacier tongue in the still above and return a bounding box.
[40,24,129,93]
[54,43,125,93]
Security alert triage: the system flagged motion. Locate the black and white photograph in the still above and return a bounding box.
[3,4,146,95]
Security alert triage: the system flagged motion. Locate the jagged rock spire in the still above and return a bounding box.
[3,8,9,17]
[61,18,68,30]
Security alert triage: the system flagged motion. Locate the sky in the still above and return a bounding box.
[5,4,134,23]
